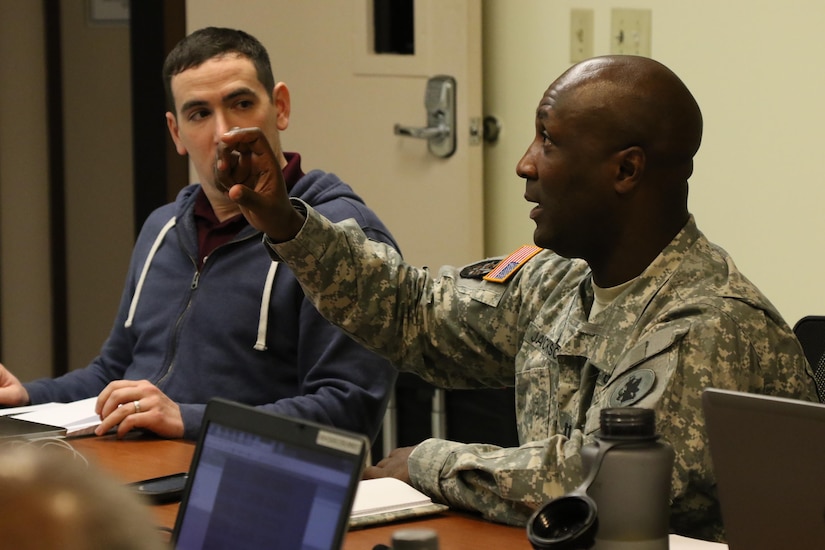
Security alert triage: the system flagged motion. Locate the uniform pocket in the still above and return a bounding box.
[584,325,690,434]
[515,364,554,441]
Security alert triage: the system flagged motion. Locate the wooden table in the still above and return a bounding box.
[70,434,532,549]
[71,433,195,532]
[344,511,531,549]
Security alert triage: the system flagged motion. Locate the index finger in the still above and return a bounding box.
[220,126,269,153]
[95,380,130,415]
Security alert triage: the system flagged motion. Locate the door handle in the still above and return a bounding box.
[394,75,456,158]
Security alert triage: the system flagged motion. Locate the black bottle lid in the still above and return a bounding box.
[598,407,657,441]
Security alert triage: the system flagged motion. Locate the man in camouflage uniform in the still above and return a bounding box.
[216,55,814,542]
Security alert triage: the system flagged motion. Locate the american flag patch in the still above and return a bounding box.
[483,245,542,283]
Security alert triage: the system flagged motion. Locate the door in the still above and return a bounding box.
[186,0,484,269]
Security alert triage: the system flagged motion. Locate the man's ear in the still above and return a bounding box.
[613,145,645,194]
[165,112,187,156]
[273,82,291,131]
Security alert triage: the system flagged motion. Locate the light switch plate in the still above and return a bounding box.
[570,9,594,63]
[610,8,652,56]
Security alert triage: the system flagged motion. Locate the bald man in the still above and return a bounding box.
[217,56,813,542]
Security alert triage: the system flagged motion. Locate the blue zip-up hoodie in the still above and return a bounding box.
[25,167,399,440]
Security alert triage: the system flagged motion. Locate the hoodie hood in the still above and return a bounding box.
[125,166,396,343]
[291,169,367,211]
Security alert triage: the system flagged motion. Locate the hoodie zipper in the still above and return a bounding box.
[154,232,259,388]
[156,263,200,388]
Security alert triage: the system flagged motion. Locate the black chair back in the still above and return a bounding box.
[793,315,825,402]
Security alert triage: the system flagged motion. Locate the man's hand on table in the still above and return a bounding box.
[95,379,184,439]
[363,445,417,484]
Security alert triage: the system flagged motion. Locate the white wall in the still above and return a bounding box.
[482,0,825,327]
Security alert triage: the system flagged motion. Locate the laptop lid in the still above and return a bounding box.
[171,398,368,550]
[0,415,66,441]
[702,388,825,549]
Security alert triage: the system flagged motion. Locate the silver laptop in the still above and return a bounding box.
[702,388,825,549]
[171,398,369,550]
[0,414,66,440]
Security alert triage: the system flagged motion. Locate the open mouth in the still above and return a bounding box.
[525,194,542,220]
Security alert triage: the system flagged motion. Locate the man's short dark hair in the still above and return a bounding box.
[162,27,276,114]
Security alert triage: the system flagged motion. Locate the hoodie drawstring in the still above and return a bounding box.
[125,215,276,351]
[125,217,177,328]
[254,261,279,351]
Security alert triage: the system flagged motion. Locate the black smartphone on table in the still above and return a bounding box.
[129,472,188,504]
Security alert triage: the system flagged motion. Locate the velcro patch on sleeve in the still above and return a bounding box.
[460,258,502,279]
[482,245,542,283]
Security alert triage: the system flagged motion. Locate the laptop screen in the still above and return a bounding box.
[172,399,367,550]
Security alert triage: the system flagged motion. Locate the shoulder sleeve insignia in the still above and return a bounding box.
[482,245,543,284]
[608,368,656,407]
[460,258,502,279]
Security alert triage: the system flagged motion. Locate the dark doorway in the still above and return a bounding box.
[129,0,188,235]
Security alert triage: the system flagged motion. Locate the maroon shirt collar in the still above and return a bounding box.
[193,152,304,268]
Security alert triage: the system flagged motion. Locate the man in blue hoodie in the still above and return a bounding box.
[0,27,399,441]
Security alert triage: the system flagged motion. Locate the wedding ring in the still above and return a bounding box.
[134,400,141,414]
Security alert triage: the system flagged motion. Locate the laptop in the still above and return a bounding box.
[171,398,369,550]
[0,414,66,441]
[701,388,825,549]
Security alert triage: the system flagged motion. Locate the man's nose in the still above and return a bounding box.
[213,111,232,141]
[516,141,538,180]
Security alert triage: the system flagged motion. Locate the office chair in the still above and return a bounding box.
[379,379,447,457]
[792,315,825,402]
[373,373,519,464]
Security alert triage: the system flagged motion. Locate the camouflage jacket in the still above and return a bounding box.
[270,204,814,542]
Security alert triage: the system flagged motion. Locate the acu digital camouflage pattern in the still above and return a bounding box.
[348,502,449,529]
[271,203,815,543]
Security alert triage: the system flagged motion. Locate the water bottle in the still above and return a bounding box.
[526,407,673,550]
[581,407,674,550]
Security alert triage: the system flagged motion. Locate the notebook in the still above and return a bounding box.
[701,388,825,550]
[349,477,448,528]
[171,398,369,550]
